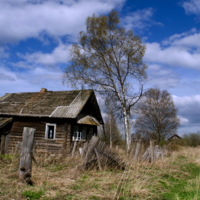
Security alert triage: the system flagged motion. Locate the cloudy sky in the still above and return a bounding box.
[0,0,200,135]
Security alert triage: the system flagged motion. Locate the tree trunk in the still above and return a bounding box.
[19,127,35,184]
[123,108,131,152]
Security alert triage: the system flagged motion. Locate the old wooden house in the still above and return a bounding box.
[0,88,103,154]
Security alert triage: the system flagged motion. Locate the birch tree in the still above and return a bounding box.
[63,10,147,151]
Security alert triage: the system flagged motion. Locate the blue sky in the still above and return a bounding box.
[0,0,200,135]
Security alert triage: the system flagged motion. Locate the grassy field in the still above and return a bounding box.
[1,146,200,200]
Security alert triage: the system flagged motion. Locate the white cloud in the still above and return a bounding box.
[0,66,68,97]
[147,77,179,88]
[122,8,162,31]
[20,42,72,65]
[173,95,200,124]
[0,72,15,81]
[144,31,200,70]
[0,0,125,44]
[172,95,200,134]
[11,61,34,69]
[182,0,200,15]
[178,115,189,124]
[173,94,200,107]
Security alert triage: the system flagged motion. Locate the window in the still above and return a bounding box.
[45,123,56,139]
[73,126,86,141]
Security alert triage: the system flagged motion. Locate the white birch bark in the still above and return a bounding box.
[123,108,131,152]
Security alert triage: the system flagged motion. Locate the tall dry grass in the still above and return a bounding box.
[0,146,200,199]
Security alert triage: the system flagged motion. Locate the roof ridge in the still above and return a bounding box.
[2,89,94,95]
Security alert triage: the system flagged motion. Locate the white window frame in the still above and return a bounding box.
[45,123,56,140]
[73,126,86,141]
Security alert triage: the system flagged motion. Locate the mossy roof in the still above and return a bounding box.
[0,89,103,122]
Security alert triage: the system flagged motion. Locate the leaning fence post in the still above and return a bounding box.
[85,136,99,163]
[19,127,35,184]
[150,140,154,163]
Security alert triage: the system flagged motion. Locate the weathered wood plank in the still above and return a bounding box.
[85,136,99,162]
[19,127,36,184]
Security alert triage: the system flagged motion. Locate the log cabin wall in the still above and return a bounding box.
[6,116,98,155]
[7,117,74,154]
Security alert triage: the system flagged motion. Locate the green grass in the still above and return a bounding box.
[22,190,44,200]
[2,147,200,199]
[157,163,200,199]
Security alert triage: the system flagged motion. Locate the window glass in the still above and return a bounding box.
[48,126,54,139]
[45,124,56,139]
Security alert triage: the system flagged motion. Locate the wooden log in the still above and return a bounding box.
[150,140,154,163]
[94,147,102,171]
[72,141,77,158]
[134,139,141,161]
[0,135,6,155]
[19,127,35,184]
[85,136,99,162]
